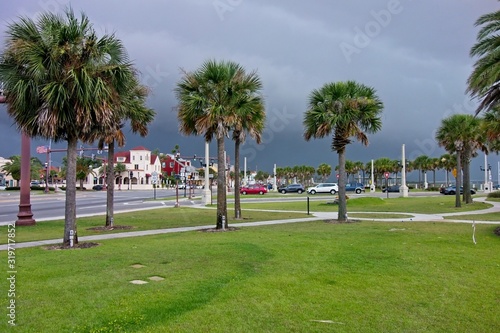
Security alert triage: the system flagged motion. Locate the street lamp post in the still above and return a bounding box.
[1,91,35,225]
[400,144,409,197]
[44,162,49,193]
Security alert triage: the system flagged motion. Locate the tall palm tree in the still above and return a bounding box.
[436,114,486,206]
[482,106,500,152]
[467,8,500,113]
[0,9,136,245]
[439,153,456,186]
[304,81,383,222]
[176,59,256,229]
[86,78,155,227]
[317,163,332,182]
[412,155,430,188]
[230,69,265,219]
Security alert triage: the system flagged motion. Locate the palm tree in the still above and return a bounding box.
[0,9,136,245]
[436,114,486,206]
[76,157,95,190]
[304,81,383,222]
[317,163,332,182]
[86,78,155,227]
[114,162,128,190]
[176,59,257,229]
[412,155,430,189]
[482,106,500,152]
[439,153,456,186]
[467,8,500,113]
[230,69,265,219]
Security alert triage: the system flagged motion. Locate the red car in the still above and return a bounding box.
[240,184,268,195]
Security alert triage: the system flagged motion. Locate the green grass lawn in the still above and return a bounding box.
[235,196,493,214]
[1,221,498,332]
[0,208,308,244]
[443,212,500,221]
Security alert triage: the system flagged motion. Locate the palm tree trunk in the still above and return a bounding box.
[338,147,348,222]
[105,141,115,227]
[234,138,242,219]
[216,135,228,229]
[455,151,462,208]
[463,151,472,204]
[63,136,78,245]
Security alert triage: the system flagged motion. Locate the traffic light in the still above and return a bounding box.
[193,154,197,161]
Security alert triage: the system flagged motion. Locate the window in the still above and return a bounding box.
[134,164,139,170]
[169,162,174,168]
[140,156,142,160]
[117,157,126,162]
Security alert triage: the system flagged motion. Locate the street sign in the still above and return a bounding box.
[384,172,390,179]
[151,171,158,183]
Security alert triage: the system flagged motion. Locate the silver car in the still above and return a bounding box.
[307,183,339,195]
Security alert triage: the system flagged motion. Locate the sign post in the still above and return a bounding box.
[151,171,158,200]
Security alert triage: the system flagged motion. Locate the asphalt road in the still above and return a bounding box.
[0,188,184,225]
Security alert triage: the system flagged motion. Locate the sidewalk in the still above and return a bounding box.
[2,197,499,251]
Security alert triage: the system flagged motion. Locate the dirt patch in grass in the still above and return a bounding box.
[495,226,500,236]
[87,225,134,231]
[200,227,240,232]
[45,242,100,250]
[323,219,361,224]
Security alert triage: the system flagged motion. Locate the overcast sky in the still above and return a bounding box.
[0,0,498,182]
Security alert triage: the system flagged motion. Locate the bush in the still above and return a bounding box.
[487,190,500,199]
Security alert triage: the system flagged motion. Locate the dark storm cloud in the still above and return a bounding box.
[0,0,498,181]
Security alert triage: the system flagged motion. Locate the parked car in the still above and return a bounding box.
[382,185,401,193]
[240,184,267,195]
[345,183,365,194]
[279,184,305,194]
[92,184,104,191]
[30,181,41,187]
[440,186,476,195]
[307,183,338,195]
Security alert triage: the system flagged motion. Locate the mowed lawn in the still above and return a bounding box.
[1,221,498,332]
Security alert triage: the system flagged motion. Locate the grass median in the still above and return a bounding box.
[1,221,498,332]
[233,195,493,214]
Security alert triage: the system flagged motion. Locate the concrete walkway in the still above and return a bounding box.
[2,197,499,251]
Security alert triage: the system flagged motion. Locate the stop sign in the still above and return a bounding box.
[384,172,390,179]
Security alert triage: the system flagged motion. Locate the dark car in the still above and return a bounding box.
[382,185,401,193]
[240,184,267,195]
[345,183,365,194]
[441,186,476,195]
[279,184,305,194]
[92,184,104,191]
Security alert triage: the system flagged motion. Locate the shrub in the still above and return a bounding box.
[487,190,500,199]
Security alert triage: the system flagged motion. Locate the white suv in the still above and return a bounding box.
[307,183,339,195]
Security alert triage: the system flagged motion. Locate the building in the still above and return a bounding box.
[87,146,162,190]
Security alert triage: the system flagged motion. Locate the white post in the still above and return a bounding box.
[370,159,375,192]
[484,153,489,192]
[273,164,277,191]
[244,157,247,186]
[400,144,409,197]
[202,141,211,205]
